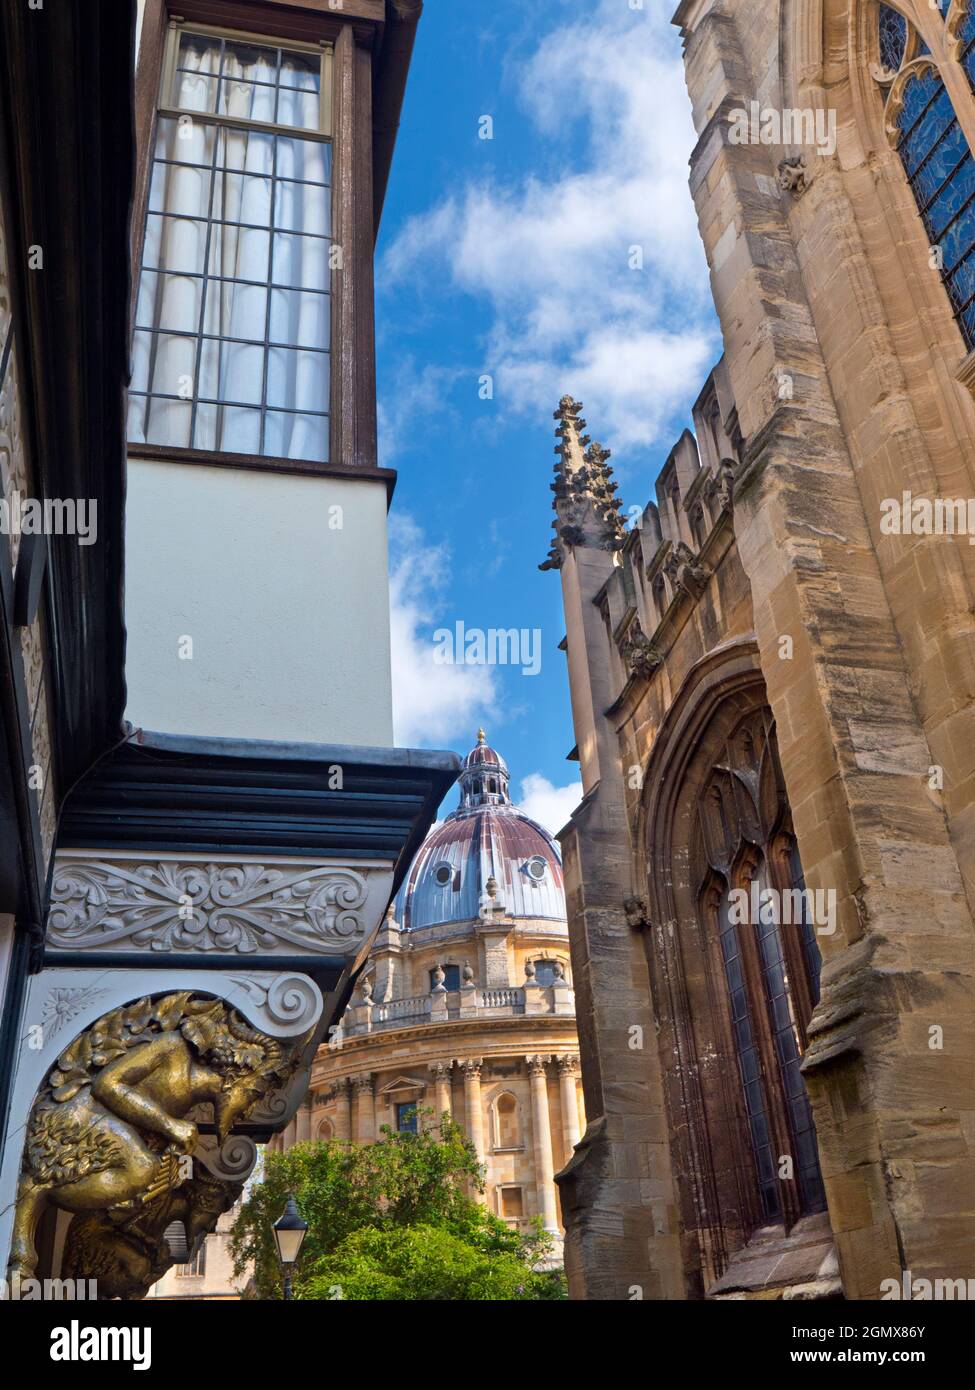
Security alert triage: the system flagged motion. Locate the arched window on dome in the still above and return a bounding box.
[877,2,975,347]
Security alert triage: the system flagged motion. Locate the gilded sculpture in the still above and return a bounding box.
[10,991,300,1297]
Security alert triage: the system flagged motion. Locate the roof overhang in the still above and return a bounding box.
[57,729,459,894]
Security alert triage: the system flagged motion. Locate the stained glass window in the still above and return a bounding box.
[959,8,975,84]
[879,5,907,73]
[752,864,827,1216]
[879,4,975,350]
[697,710,826,1232]
[718,891,782,1222]
[897,68,975,345]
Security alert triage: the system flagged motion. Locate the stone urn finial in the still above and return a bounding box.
[431,962,447,994]
[553,960,565,981]
[462,959,474,985]
[360,974,374,1003]
[524,958,536,982]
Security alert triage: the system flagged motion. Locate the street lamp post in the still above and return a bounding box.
[272,1195,308,1301]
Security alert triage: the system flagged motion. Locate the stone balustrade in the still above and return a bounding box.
[341,980,574,1037]
[479,987,524,1010]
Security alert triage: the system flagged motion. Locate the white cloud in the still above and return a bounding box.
[516,772,583,838]
[377,357,465,466]
[382,0,717,455]
[389,514,499,745]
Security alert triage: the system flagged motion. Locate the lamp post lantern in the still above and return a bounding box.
[272,1195,308,1301]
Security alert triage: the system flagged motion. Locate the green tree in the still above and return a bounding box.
[230,1115,566,1301]
[303,1224,564,1301]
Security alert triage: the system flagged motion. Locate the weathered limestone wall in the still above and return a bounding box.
[676,0,975,1297]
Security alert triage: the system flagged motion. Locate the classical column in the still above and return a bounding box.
[527,1054,559,1232]
[461,1058,486,1201]
[557,1054,581,1160]
[429,1061,453,1121]
[332,1079,353,1142]
[353,1073,376,1144]
[295,1096,313,1145]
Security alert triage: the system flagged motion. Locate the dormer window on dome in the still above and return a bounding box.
[433,863,453,887]
[526,856,547,882]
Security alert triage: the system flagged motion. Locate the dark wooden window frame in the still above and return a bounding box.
[133,0,389,490]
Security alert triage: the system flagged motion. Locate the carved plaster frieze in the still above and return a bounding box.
[39,985,109,1039]
[225,973,322,1038]
[48,854,381,957]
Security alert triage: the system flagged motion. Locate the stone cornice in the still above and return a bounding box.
[310,1015,580,1075]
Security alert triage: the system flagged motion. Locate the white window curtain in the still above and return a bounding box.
[129,34,331,462]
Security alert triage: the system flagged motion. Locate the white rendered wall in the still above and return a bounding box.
[124,459,394,746]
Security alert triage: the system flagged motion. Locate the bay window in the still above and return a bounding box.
[129,23,334,462]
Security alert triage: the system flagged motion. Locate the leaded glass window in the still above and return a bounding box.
[696,710,827,1232]
[879,5,907,73]
[878,3,975,349]
[717,890,782,1222]
[129,25,333,461]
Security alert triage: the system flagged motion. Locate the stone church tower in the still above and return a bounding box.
[544,0,975,1301]
[272,733,583,1245]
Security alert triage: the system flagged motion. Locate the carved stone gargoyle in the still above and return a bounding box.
[664,541,710,598]
[619,622,663,681]
[624,897,651,930]
[777,155,811,197]
[9,991,304,1298]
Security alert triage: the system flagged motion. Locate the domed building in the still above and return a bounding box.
[270,732,583,1241]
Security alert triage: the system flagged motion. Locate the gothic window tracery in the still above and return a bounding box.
[877,2,975,347]
[691,709,826,1229]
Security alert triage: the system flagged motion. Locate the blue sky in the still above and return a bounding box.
[376,0,720,831]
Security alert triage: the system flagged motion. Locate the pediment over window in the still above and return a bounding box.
[378,1076,427,1098]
